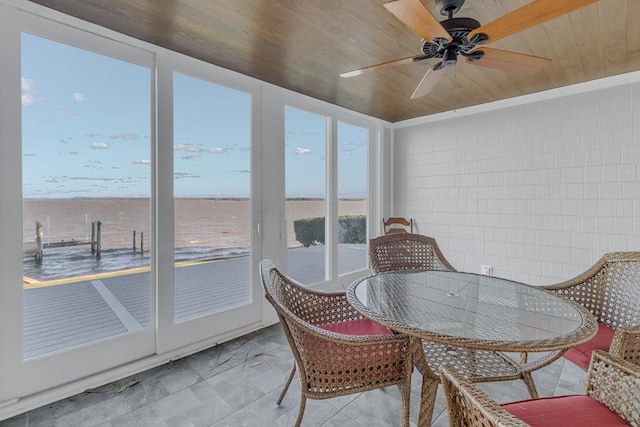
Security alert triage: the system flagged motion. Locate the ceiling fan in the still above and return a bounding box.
[341,0,598,99]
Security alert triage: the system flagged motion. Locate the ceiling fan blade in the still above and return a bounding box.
[410,65,445,99]
[469,48,551,75]
[384,0,452,43]
[468,0,597,45]
[340,54,427,78]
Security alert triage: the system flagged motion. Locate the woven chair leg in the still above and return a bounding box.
[522,371,538,398]
[278,364,297,405]
[294,394,307,427]
[417,376,439,427]
[398,383,411,427]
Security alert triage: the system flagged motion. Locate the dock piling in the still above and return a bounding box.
[133,230,144,254]
[91,222,97,254]
[95,221,101,259]
[35,221,43,263]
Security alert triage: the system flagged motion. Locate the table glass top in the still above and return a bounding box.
[349,270,585,344]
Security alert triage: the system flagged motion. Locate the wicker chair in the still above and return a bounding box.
[542,252,640,370]
[382,217,414,234]
[259,259,413,427]
[368,233,457,273]
[440,350,640,426]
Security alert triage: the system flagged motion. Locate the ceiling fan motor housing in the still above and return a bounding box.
[421,16,486,67]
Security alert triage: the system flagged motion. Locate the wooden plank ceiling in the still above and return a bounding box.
[30,0,640,123]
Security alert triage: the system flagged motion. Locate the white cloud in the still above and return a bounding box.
[295,147,312,155]
[110,133,140,140]
[174,143,203,152]
[174,172,200,179]
[174,144,229,154]
[21,77,43,107]
[91,142,109,149]
[71,92,85,102]
[21,77,34,92]
[133,159,150,165]
[207,147,228,154]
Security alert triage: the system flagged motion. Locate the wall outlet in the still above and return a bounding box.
[480,265,493,276]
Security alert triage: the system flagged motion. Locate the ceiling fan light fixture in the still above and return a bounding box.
[442,46,457,67]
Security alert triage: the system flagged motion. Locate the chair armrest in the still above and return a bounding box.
[304,320,409,345]
[282,286,367,324]
[609,326,640,365]
[540,267,605,315]
[540,254,610,293]
[439,364,529,427]
[540,252,640,328]
[586,350,640,425]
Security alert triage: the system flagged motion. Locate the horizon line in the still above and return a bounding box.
[23,196,366,201]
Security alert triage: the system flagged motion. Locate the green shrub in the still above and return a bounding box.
[293,217,325,247]
[293,215,366,247]
[338,215,366,244]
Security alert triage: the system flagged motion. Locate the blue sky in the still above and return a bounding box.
[21,33,367,199]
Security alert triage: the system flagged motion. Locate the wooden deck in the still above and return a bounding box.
[23,245,367,359]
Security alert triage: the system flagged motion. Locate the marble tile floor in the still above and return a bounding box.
[0,324,587,427]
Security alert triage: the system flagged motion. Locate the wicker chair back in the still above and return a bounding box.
[382,217,413,234]
[369,233,456,273]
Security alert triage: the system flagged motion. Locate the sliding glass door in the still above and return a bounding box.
[0,12,156,401]
[2,10,263,401]
[21,32,153,360]
[155,56,262,353]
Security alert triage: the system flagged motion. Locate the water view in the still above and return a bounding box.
[23,198,366,281]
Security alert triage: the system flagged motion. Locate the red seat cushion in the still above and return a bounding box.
[564,323,615,370]
[318,318,392,336]
[503,395,630,426]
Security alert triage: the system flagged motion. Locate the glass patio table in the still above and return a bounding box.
[347,270,597,427]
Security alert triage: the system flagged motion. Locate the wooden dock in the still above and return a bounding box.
[23,245,367,359]
[34,220,102,262]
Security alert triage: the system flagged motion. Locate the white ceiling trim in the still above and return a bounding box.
[394,69,640,128]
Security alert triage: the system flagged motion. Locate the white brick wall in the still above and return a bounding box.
[393,80,640,285]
